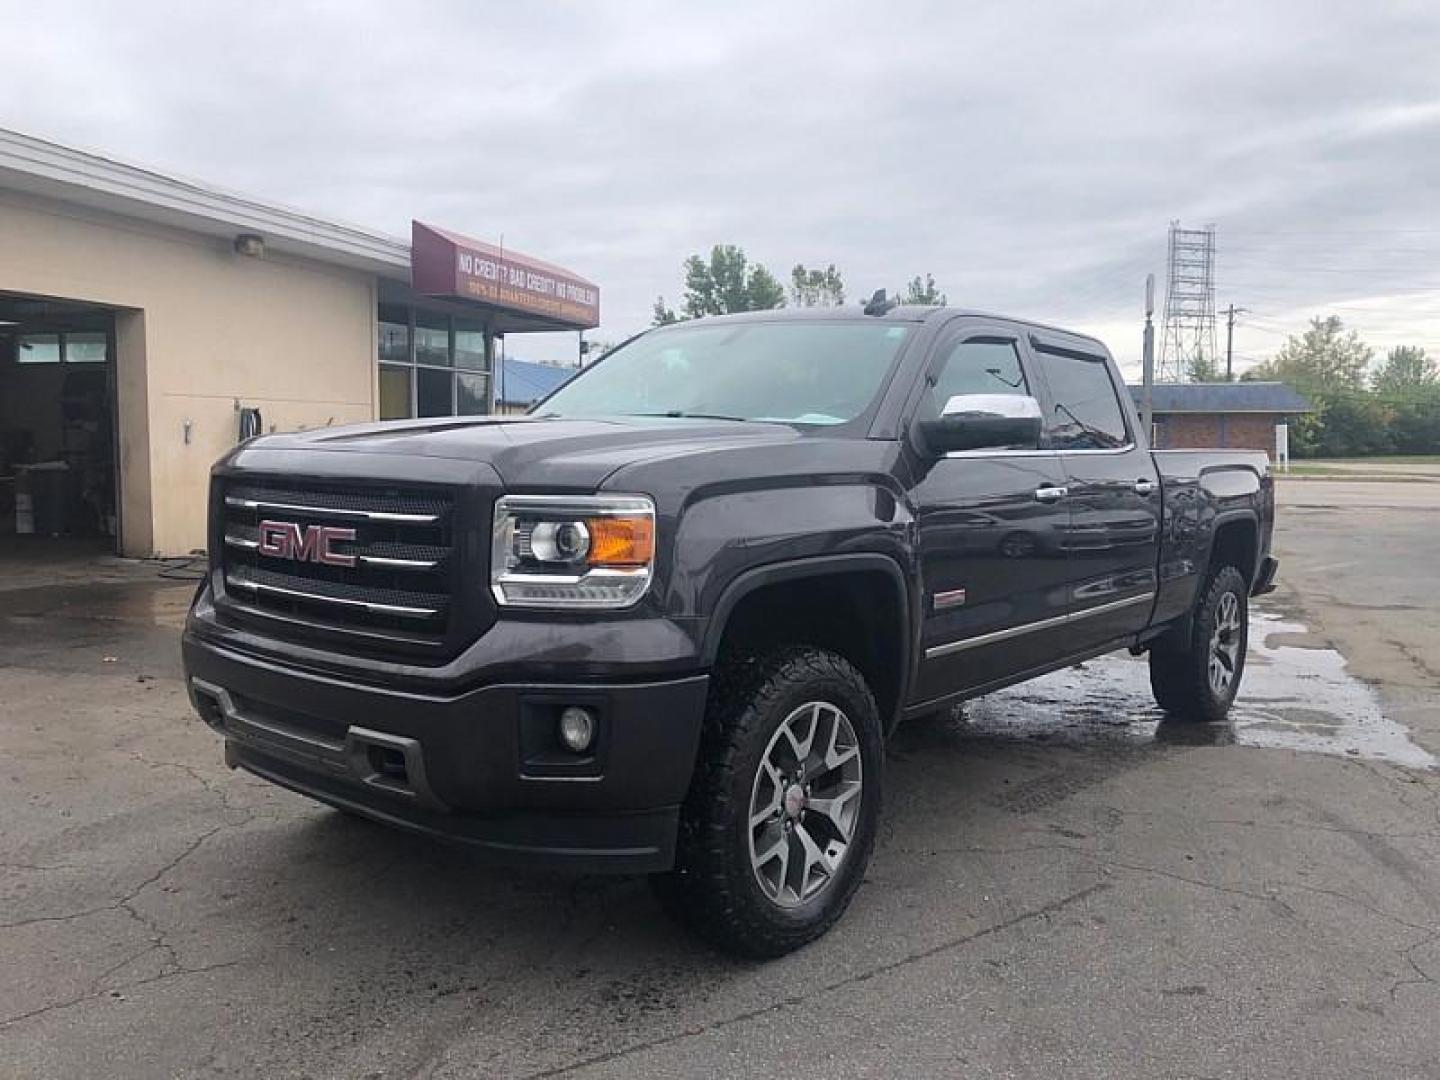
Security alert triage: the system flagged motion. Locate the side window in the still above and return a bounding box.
[1033,349,1129,450]
[920,338,1027,422]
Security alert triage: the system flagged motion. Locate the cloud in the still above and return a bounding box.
[1,0,1437,369]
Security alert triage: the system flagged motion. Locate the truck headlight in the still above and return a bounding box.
[491,494,655,609]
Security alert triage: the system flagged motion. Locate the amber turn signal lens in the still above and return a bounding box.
[586,516,655,566]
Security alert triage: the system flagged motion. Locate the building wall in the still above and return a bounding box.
[0,190,377,555]
[1156,412,1280,454]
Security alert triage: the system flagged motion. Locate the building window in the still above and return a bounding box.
[416,367,452,418]
[377,303,492,420]
[457,371,489,415]
[378,365,411,420]
[17,333,61,364]
[455,322,487,371]
[415,311,450,368]
[64,331,109,363]
[378,303,409,366]
[14,331,108,365]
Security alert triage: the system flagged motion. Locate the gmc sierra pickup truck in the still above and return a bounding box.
[183,301,1276,956]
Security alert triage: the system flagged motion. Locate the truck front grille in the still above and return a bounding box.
[218,478,461,651]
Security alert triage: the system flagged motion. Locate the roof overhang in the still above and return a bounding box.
[1150,407,1309,415]
[1128,382,1315,415]
[0,130,603,334]
[0,126,411,277]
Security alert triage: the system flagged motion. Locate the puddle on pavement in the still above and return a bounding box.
[959,609,1436,769]
[0,578,195,630]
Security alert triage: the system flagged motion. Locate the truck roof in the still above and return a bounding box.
[683,304,1110,355]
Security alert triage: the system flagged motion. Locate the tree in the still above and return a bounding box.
[790,263,845,307]
[1311,393,1394,457]
[1247,315,1372,392]
[1389,383,1440,454]
[1185,348,1223,383]
[680,245,786,319]
[652,246,786,324]
[1242,316,1393,457]
[900,273,947,306]
[1371,345,1437,396]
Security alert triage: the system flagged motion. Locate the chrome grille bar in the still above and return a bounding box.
[226,575,439,618]
[223,534,438,570]
[224,495,439,524]
[358,554,440,570]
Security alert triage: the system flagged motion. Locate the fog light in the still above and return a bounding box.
[558,706,595,753]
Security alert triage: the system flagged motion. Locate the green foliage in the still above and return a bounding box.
[1243,318,1440,457]
[744,263,786,312]
[1248,315,1372,393]
[1371,345,1437,395]
[1307,393,1393,457]
[1387,384,1440,454]
[1365,346,1440,453]
[900,273,946,306]
[678,245,786,319]
[790,263,845,307]
[1185,348,1223,383]
[651,297,678,326]
[1283,408,1326,457]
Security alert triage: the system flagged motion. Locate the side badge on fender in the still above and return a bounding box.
[934,588,967,611]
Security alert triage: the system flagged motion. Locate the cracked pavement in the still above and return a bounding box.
[2,478,1439,1079]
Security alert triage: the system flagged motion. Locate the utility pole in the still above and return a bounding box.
[1224,304,1247,382]
[1141,274,1155,442]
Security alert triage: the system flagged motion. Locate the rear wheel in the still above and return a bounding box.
[1149,564,1249,722]
[652,646,883,958]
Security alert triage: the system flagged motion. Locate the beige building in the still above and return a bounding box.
[0,129,598,557]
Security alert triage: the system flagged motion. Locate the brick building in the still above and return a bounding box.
[1127,382,1313,455]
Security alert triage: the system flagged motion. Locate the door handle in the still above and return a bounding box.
[1034,485,1068,503]
[1133,478,1156,496]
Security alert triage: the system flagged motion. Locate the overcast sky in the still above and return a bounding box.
[3,0,1439,373]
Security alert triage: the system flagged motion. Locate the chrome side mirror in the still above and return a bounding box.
[918,393,1044,455]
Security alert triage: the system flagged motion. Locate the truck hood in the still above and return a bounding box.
[243,415,809,491]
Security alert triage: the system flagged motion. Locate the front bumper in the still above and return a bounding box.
[182,634,708,873]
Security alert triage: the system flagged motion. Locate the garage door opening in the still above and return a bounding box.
[0,292,120,560]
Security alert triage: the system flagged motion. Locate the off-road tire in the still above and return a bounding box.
[1149,564,1250,722]
[652,646,884,958]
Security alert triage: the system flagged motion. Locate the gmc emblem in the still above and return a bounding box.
[257,520,357,567]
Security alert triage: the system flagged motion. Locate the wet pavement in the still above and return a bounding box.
[2,481,1438,1079]
[960,610,1435,770]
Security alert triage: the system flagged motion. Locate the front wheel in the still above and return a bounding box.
[652,646,883,958]
[1149,564,1250,722]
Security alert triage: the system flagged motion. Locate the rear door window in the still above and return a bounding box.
[1032,348,1129,450]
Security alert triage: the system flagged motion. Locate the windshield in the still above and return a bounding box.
[537,320,912,425]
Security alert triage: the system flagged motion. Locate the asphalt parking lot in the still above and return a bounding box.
[2,479,1438,1079]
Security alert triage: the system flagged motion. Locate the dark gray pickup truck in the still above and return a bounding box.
[183,302,1276,956]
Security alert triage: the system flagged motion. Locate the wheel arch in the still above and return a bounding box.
[702,554,913,732]
[1208,512,1260,586]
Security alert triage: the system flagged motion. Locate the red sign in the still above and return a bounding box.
[411,221,600,329]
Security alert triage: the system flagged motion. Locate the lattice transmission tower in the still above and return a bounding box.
[1158,222,1218,382]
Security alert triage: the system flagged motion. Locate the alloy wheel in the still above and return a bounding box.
[1208,590,1243,695]
[747,701,864,908]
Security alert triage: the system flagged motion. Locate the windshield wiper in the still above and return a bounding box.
[632,411,752,422]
